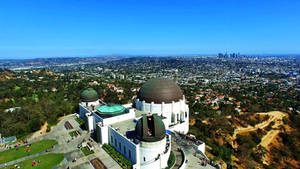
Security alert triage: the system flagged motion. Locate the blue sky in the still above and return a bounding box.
[0,0,300,59]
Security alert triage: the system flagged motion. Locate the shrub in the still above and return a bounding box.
[46,125,51,132]
[166,151,175,169]
[211,143,233,162]
[102,144,133,168]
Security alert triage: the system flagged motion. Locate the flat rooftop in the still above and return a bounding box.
[110,109,148,136]
[110,118,136,136]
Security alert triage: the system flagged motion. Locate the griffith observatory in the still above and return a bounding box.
[78,78,190,169]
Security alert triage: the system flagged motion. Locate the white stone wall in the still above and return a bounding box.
[97,124,108,144]
[86,113,94,132]
[139,138,168,169]
[135,97,189,134]
[196,142,205,154]
[136,98,187,116]
[108,127,139,165]
[101,109,135,126]
[169,120,189,134]
[80,100,99,107]
[160,135,171,168]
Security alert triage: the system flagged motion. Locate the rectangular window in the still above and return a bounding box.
[171,113,175,123]
[119,142,121,149]
[144,157,146,161]
[111,136,113,144]
[129,150,131,159]
[115,139,117,146]
[124,146,126,154]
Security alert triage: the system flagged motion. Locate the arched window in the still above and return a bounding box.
[180,112,184,121]
[171,113,175,123]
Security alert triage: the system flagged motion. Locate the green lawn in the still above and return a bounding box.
[81,147,94,156]
[75,117,85,125]
[69,130,80,137]
[7,153,64,169]
[0,139,58,164]
[69,131,76,137]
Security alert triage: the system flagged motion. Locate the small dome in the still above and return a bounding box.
[135,114,166,142]
[80,88,99,102]
[96,104,127,118]
[137,78,183,104]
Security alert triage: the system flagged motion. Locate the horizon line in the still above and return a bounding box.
[1,53,300,60]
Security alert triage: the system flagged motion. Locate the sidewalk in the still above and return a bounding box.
[69,147,121,169]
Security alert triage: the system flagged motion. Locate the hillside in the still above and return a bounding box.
[0,69,15,81]
[189,110,300,169]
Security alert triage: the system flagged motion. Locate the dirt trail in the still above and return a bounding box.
[259,112,287,165]
[30,114,75,139]
[30,121,48,139]
[259,120,283,149]
[232,111,286,140]
[231,111,287,165]
[58,113,74,121]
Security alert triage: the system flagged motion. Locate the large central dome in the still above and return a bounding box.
[137,78,183,104]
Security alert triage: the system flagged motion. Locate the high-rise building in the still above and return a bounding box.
[218,53,224,58]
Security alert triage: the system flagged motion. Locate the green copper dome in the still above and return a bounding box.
[80,88,99,102]
[96,104,126,118]
[135,114,166,142]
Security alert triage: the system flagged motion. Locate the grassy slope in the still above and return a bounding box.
[7,153,64,169]
[0,139,58,164]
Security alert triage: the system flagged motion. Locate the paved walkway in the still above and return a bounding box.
[171,135,184,169]
[69,147,121,169]
[171,133,216,169]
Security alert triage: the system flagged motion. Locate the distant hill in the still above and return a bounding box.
[0,69,15,81]
[0,56,122,69]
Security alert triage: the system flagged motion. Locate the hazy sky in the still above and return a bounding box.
[0,0,300,59]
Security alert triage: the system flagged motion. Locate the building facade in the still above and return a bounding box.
[78,78,189,169]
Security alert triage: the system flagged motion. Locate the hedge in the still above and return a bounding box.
[102,144,133,169]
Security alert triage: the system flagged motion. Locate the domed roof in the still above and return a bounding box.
[135,114,166,142]
[137,78,183,104]
[97,104,127,118]
[80,88,99,102]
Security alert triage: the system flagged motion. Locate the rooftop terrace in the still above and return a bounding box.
[110,109,148,136]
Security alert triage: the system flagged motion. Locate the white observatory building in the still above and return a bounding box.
[78,78,190,169]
